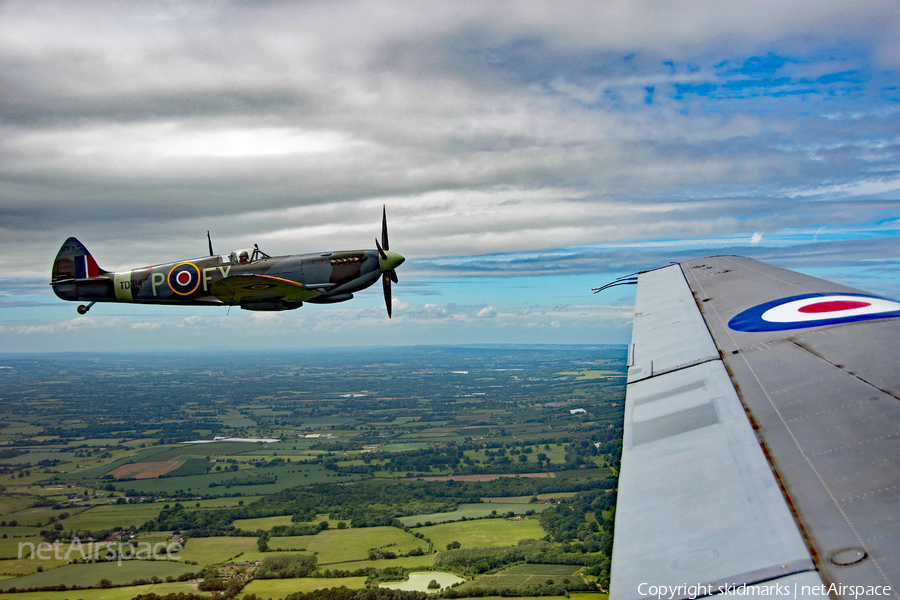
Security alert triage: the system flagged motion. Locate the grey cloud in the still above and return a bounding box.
[2,0,900,287]
[412,235,900,285]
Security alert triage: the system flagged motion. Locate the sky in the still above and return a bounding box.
[1,0,899,353]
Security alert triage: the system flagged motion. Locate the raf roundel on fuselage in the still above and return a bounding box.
[167,262,201,296]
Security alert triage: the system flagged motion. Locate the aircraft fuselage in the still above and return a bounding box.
[51,207,405,315]
[52,243,399,311]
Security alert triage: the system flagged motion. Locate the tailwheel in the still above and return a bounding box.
[77,301,96,315]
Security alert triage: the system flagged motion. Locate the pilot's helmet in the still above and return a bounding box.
[239,250,249,263]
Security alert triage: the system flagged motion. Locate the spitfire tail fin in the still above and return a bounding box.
[52,237,107,282]
[51,238,114,304]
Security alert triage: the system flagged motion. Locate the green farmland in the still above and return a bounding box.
[0,346,624,598]
[269,526,425,563]
[419,518,547,550]
[240,576,368,597]
[458,564,584,594]
[397,502,549,526]
[0,560,198,591]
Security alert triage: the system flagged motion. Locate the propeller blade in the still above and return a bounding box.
[390,269,398,284]
[382,205,389,251]
[383,272,392,318]
[375,238,387,260]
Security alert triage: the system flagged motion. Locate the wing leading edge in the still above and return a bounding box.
[610,263,825,600]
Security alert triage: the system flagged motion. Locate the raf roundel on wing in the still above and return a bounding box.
[728,293,900,332]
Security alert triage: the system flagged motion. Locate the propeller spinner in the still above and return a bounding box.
[375,206,404,317]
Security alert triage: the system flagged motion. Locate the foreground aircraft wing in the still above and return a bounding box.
[611,256,900,600]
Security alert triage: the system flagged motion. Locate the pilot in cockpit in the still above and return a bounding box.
[229,246,269,264]
[229,249,252,264]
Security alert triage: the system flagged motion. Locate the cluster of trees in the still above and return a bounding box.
[317,431,622,479]
[422,488,616,587]
[279,590,426,600]
[433,539,594,575]
[538,488,616,587]
[270,519,331,536]
[143,476,616,539]
[256,521,329,551]
[135,587,253,600]
[442,578,594,598]
[254,553,317,579]
[208,473,277,488]
[146,503,250,538]
[540,488,615,551]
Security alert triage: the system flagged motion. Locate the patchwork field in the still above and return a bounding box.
[380,570,465,592]
[0,560,197,591]
[106,460,184,479]
[239,576,368,598]
[397,502,548,526]
[91,463,367,496]
[461,564,583,593]
[0,581,207,600]
[62,503,166,531]
[232,514,295,531]
[0,536,45,560]
[180,536,259,565]
[0,346,624,597]
[269,526,425,564]
[418,517,546,550]
[412,473,554,482]
[324,553,435,571]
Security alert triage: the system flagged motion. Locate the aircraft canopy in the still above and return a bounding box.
[228,247,269,264]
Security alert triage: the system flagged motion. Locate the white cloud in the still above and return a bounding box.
[475,306,497,318]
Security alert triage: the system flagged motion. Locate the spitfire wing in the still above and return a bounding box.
[611,256,900,599]
[210,275,325,305]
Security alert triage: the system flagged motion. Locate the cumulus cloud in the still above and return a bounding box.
[476,306,497,318]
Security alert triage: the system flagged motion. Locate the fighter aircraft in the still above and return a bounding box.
[599,257,900,600]
[51,207,405,317]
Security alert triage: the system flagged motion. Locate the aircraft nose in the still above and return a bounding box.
[379,250,405,272]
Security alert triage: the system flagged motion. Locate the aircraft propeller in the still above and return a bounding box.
[375,205,404,318]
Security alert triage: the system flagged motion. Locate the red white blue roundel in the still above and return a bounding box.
[167,262,201,296]
[728,293,900,332]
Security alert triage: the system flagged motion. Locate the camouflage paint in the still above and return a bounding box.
[52,242,402,312]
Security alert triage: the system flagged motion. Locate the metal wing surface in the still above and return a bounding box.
[611,256,900,600]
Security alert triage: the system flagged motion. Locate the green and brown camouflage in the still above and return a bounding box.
[51,207,404,316]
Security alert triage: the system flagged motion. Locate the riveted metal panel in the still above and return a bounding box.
[682,256,900,596]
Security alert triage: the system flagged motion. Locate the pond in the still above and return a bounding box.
[379,571,465,593]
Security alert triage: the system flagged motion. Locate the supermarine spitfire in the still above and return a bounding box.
[51,207,405,317]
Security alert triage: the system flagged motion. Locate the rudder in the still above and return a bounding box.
[52,237,105,282]
[51,237,111,303]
